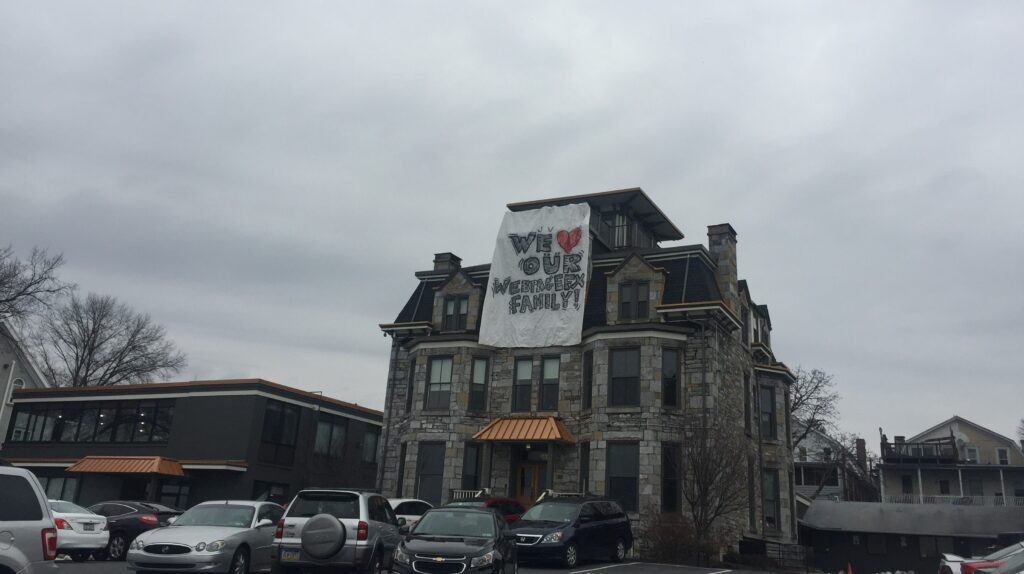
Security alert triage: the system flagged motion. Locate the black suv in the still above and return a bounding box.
[392,507,518,574]
[510,498,632,568]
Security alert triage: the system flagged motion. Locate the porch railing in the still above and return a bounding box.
[449,488,490,501]
[883,494,1024,506]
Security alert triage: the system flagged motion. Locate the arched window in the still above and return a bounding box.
[12,378,25,390]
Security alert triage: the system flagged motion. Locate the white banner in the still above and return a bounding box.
[478,203,591,348]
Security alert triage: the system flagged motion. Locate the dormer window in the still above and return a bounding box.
[619,281,649,320]
[443,296,468,330]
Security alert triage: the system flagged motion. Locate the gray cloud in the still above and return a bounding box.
[2,1,1022,445]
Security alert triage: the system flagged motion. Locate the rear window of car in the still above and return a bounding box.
[395,501,431,516]
[50,501,93,514]
[288,492,360,519]
[0,475,44,521]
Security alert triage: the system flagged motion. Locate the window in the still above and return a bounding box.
[661,442,681,512]
[609,348,640,406]
[743,375,752,435]
[406,357,417,413]
[394,500,431,516]
[582,351,593,410]
[38,476,80,501]
[443,295,469,330]
[258,504,285,524]
[540,357,559,410]
[997,448,1010,465]
[759,385,777,439]
[259,400,300,466]
[920,536,937,558]
[159,480,191,509]
[252,481,289,504]
[7,400,174,444]
[822,447,832,461]
[968,477,984,496]
[966,447,979,463]
[798,447,807,462]
[0,475,44,520]
[763,469,780,531]
[747,456,756,531]
[462,443,481,490]
[741,306,750,345]
[314,416,348,460]
[618,281,649,320]
[901,475,913,495]
[416,442,445,505]
[513,358,532,412]
[12,378,25,390]
[607,442,639,512]
[362,427,380,463]
[939,480,950,495]
[469,357,488,411]
[396,443,408,496]
[425,357,453,410]
[662,349,679,408]
[579,443,590,492]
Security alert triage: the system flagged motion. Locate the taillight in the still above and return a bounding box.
[54,518,73,530]
[42,528,57,560]
[103,522,109,531]
[357,520,368,541]
[138,514,159,525]
[274,519,284,539]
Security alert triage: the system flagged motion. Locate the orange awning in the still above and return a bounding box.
[66,456,185,477]
[472,417,576,444]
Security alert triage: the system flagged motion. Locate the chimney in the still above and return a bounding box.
[433,252,462,274]
[856,438,867,470]
[707,224,739,314]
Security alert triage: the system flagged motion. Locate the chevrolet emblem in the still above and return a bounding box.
[434,557,445,562]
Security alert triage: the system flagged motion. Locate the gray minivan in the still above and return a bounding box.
[0,465,59,573]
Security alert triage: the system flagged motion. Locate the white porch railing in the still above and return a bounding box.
[883,494,1024,506]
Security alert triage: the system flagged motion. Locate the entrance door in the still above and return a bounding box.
[514,462,546,509]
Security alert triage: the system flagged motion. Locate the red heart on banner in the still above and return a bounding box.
[556,227,582,254]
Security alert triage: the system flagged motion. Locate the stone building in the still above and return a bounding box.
[378,188,797,545]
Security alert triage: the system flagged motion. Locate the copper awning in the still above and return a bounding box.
[472,417,576,444]
[66,456,185,477]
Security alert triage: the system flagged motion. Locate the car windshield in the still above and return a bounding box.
[50,501,93,514]
[288,492,360,519]
[447,500,486,507]
[413,511,495,538]
[520,503,578,523]
[175,505,254,528]
[993,551,1024,574]
[986,544,1024,562]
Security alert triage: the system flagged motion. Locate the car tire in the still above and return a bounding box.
[229,547,250,574]
[107,532,129,561]
[563,543,579,569]
[69,551,91,562]
[610,538,626,562]
[361,551,383,574]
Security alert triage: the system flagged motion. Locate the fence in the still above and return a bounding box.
[883,494,1024,506]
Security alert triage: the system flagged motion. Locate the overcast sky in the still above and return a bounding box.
[2,2,1022,447]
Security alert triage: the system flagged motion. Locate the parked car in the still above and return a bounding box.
[127,500,284,574]
[392,507,517,574]
[445,497,526,524]
[49,499,109,562]
[272,488,403,574]
[88,500,183,561]
[941,542,1024,574]
[0,465,58,573]
[977,551,1024,574]
[510,497,632,568]
[387,498,433,528]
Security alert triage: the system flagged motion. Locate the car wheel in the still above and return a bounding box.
[361,552,383,574]
[611,538,626,562]
[108,532,129,561]
[563,543,579,569]
[69,551,91,562]
[230,547,250,574]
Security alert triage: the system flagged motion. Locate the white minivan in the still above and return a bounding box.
[0,464,59,573]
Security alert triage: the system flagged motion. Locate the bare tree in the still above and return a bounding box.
[679,394,749,562]
[0,246,72,322]
[34,293,186,387]
[791,367,840,447]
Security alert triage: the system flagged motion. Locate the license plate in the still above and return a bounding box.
[281,550,300,562]
[83,524,95,532]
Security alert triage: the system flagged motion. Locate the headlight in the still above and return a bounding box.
[540,531,563,544]
[470,551,495,568]
[394,547,410,565]
[195,542,207,551]
[206,540,226,552]
[131,539,145,550]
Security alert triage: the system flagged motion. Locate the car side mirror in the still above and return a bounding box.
[166,516,178,525]
[257,519,274,528]
[397,517,407,527]
[399,524,410,535]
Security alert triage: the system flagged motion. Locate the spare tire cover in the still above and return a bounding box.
[300,513,346,559]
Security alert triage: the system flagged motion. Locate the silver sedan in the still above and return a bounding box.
[127,500,284,574]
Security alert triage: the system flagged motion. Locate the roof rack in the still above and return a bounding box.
[536,489,592,502]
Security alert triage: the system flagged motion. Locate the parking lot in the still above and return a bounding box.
[55,559,753,574]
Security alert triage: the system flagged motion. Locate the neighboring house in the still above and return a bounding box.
[1,379,382,506]
[878,416,1024,506]
[377,188,798,545]
[792,419,878,515]
[0,321,49,449]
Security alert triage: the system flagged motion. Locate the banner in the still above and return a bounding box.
[478,203,590,347]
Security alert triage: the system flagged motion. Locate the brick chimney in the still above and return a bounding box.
[856,438,867,470]
[433,252,462,274]
[707,224,739,314]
